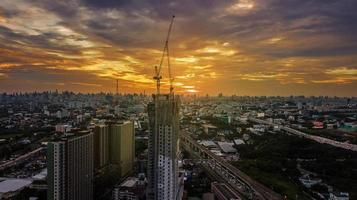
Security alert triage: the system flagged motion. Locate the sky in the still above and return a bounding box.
[0,0,357,96]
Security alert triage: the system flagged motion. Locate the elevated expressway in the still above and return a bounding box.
[0,147,44,171]
[180,132,283,200]
[249,117,357,152]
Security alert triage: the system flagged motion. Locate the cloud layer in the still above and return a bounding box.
[0,0,357,96]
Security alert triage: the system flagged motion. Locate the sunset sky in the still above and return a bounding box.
[0,0,357,96]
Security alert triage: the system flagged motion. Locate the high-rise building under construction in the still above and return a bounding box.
[147,94,180,200]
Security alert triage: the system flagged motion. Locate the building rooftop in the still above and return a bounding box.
[234,139,245,145]
[202,124,217,129]
[217,142,237,153]
[0,179,33,194]
[32,168,47,180]
[199,140,217,148]
[120,177,138,188]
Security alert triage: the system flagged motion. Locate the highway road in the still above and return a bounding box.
[0,147,44,171]
[249,118,357,152]
[180,132,283,200]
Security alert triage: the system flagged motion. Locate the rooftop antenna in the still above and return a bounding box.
[116,79,119,95]
[153,15,175,94]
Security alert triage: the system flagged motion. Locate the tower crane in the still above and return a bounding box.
[153,15,175,94]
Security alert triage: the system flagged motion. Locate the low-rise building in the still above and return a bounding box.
[112,177,140,200]
[329,192,349,200]
[202,124,218,134]
[0,179,33,199]
[217,142,237,154]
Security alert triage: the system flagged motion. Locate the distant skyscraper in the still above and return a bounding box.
[109,121,135,177]
[94,125,110,170]
[147,94,180,200]
[47,131,94,200]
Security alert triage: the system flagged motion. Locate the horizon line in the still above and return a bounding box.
[0,90,357,98]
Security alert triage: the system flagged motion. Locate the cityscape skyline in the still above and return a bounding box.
[1,1,357,200]
[2,90,357,98]
[0,91,356,199]
[1,0,357,96]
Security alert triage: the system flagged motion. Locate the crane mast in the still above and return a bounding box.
[154,15,175,94]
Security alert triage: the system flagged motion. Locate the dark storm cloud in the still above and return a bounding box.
[29,0,357,39]
[0,6,21,18]
[211,0,354,59]
[80,0,130,9]
[0,26,82,55]
[29,0,357,57]
[275,0,357,34]
[80,0,227,14]
[266,45,357,58]
[31,0,79,18]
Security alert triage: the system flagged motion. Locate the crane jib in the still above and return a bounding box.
[154,15,175,94]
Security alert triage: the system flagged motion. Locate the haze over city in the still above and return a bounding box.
[1,0,357,96]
